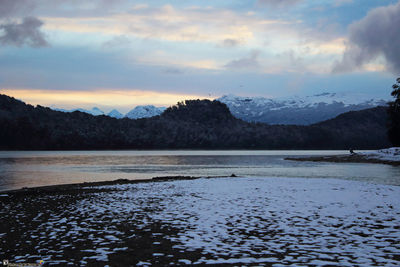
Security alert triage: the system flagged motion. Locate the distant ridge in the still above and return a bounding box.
[218,93,389,125]
[52,107,105,116]
[51,92,389,124]
[0,94,390,150]
[51,105,166,119]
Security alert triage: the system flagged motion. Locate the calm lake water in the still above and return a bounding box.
[0,150,399,191]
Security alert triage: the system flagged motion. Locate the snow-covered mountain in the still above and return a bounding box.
[50,91,389,124]
[52,105,167,119]
[218,92,389,125]
[82,107,104,116]
[108,109,123,119]
[125,105,166,119]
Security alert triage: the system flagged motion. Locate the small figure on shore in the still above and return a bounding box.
[349,148,355,155]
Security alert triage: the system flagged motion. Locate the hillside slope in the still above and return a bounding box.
[0,94,390,150]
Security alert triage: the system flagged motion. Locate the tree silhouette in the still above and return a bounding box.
[388,77,400,146]
[0,94,391,150]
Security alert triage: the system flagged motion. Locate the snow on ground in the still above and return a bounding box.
[360,147,400,162]
[82,177,400,265]
[1,177,399,265]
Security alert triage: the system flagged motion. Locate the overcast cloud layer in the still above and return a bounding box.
[0,0,398,109]
[333,1,400,73]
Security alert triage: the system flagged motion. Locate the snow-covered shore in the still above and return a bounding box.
[360,147,400,162]
[1,177,399,265]
[286,147,400,166]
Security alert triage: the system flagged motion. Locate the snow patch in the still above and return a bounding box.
[80,177,400,265]
[360,147,400,162]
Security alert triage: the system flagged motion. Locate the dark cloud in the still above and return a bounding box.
[0,0,34,18]
[102,35,131,48]
[225,51,261,70]
[163,67,184,75]
[333,1,400,73]
[257,0,303,8]
[221,38,240,47]
[281,50,304,70]
[0,0,48,47]
[0,17,48,47]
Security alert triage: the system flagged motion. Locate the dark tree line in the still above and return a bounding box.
[388,77,400,146]
[0,94,390,150]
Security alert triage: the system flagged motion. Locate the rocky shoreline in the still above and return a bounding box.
[0,175,238,196]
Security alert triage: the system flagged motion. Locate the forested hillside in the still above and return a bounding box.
[0,94,391,150]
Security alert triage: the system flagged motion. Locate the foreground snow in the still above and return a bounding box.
[360,147,400,162]
[1,177,399,265]
[86,178,400,265]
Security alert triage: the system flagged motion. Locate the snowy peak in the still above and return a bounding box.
[52,105,167,119]
[87,107,104,116]
[218,92,389,125]
[219,92,387,110]
[108,109,123,119]
[49,91,389,124]
[72,107,104,116]
[125,105,166,119]
[275,92,387,108]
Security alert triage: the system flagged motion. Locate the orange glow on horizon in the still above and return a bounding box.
[1,88,212,113]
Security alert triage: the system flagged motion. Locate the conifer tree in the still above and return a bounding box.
[388,77,400,146]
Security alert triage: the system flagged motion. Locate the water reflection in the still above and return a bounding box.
[0,150,399,191]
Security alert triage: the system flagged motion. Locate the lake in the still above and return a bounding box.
[1,151,400,265]
[0,150,399,191]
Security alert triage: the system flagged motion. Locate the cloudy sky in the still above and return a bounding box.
[0,0,399,112]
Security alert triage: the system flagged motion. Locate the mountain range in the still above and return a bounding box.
[0,94,391,150]
[51,92,389,125]
[217,92,389,125]
[52,105,166,119]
